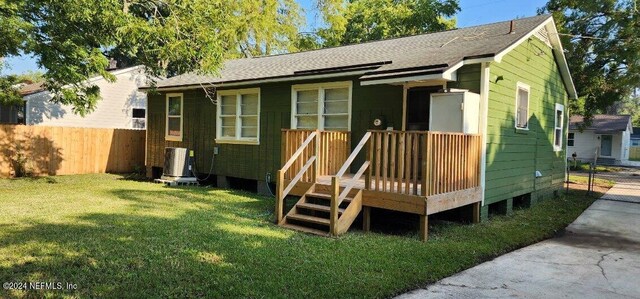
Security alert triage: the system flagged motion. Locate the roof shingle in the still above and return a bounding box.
[154,14,553,89]
[569,115,632,133]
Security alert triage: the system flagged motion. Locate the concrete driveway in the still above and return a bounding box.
[397,179,640,299]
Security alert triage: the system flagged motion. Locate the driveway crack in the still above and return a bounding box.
[596,251,618,292]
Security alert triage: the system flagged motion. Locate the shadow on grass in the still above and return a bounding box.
[0,186,602,298]
[0,189,292,298]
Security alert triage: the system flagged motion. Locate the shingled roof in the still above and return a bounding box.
[18,82,46,96]
[569,115,632,133]
[151,14,575,97]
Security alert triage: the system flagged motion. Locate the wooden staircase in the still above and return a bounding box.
[276,130,370,237]
[279,185,363,236]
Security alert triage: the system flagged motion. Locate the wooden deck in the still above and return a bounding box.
[276,129,483,241]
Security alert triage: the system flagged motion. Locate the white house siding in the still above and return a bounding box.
[568,130,626,164]
[25,67,147,129]
[620,130,630,162]
[568,130,598,162]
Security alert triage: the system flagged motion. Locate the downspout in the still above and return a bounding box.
[479,62,491,207]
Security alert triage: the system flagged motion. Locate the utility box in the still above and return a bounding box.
[429,90,480,134]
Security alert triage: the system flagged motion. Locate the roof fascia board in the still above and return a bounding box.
[545,19,579,99]
[494,17,552,63]
[144,70,369,91]
[359,73,447,86]
[362,56,495,86]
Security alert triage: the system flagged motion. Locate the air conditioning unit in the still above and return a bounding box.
[163,147,192,177]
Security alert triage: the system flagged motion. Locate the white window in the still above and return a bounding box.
[291,81,352,131]
[216,88,260,144]
[166,93,183,141]
[515,82,530,130]
[554,103,564,151]
[132,108,146,129]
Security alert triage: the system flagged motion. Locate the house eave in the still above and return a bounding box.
[360,56,495,86]
[140,69,371,92]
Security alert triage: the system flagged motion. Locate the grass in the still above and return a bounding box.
[568,175,616,188]
[568,161,624,173]
[0,174,604,298]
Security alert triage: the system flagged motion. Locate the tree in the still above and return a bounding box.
[0,0,304,115]
[612,90,640,126]
[0,75,23,106]
[540,0,640,119]
[315,0,459,46]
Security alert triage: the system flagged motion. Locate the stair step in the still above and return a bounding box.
[306,192,331,199]
[297,202,345,214]
[306,192,352,203]
[287,214,331,226]
[280,223,329,236]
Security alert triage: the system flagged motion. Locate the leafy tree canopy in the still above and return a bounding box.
[540,0,640,119]
[0,0,303,115]
[306,0,459,47]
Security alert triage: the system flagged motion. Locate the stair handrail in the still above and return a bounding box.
[276,131,318,223]
[281,131,318,174]
[330,132,372,235]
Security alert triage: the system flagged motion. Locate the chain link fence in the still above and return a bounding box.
[566,161,640,203]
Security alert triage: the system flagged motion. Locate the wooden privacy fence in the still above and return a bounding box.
[367,130,481,196]
[0,125,145,177]
[630,147,640,161]
[281,129,351,181]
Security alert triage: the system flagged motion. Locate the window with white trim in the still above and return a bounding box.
[216,88,260,144]
[166,93,183,141]
[292,81,351,131]
[515,83,530,129]
[554,103,564,151]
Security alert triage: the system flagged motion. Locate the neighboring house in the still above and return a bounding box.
[141,15,575,239]
[22,66,148,129]
[628,126,640,162]
[0,82,38,124]
[568,115,633,165]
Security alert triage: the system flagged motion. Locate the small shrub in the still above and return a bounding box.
[11,147,33,178]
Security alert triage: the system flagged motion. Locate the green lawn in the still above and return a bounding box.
[0,174,601,298]
[568,161,624,173]
[569,175,616,188]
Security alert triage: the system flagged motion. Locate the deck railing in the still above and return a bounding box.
[278,129,482,201]
[276,129,351,223]
[367,130,481,196]
[276,131,319,223]
[424,132,482,195]
[280,129,351,181]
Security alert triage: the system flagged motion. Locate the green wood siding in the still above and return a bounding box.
[146,77,403,182]
[485,37,568,206]
[448,64,481,93]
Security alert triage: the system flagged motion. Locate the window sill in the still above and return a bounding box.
[515,128,529,135]
[216,138,259,145]
[165,136,183,142]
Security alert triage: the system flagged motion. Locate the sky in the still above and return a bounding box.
[1,0,549,75]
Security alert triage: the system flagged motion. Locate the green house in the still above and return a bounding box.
[142,15,576,240]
